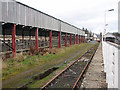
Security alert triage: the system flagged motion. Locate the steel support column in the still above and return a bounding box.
[82,36,83,43]
[65,33,67,47]
[76,35,78,44]
[35,28,39,52]
[58,32,61,48]
[73,34,75,44]
[49,30,52,49]
[79,35,80,44]
[83,36,85,43]
[12,24,16,57]
[70,34,71,45]
[29,29,31,40]
[83,36,84,43]
[81,36,82,43]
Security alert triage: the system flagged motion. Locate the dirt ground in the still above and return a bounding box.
[81,43,107,88]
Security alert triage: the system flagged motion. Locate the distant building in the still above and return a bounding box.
[93,34,100,41]
[103,32,116,42]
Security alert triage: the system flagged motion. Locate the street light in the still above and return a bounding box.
[104,9,114,35]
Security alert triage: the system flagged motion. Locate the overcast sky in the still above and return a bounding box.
[16,0,118,34]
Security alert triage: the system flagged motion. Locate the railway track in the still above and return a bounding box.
[41,44,99,89]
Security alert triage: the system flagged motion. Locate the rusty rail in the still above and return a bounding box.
[40,49,90,90]
[72,46,98,89]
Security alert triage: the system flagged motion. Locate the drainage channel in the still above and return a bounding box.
[17,67,59,89]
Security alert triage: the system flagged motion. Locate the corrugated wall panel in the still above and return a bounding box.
[20,4,25,25]
[44,15,48,28]
[80,30,83,36]
[16,2,20,24]
[35,10,38,27]
[13,2,16,23]
[28,8,30,26]
[33,9,36,27]
[25,7,29,26]
[80,30,82,36]
[37,11,41,27]
[78,29,81,35]
[61,22,78,34]
[78,29,79,35]
[8,2,17,23]
[24,6,27,25]
[40,13,45,28]
[8,2,12,23]
[52,18,60,31]
[33,10,37,27]
[29,8,33,26]
[61,22,68,33]
[47,16,52,30]
[0,1,2,21]
[81,30,84,36]
[2,2,7,22]
[83,31,85,36]
[31,9,34,26]
[74,27,78,35]
[44,15,47,28]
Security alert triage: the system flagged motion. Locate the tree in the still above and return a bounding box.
[100,32,102,41]
[84,28,89,34]
[112,32,120,37]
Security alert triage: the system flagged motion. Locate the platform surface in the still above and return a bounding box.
[81,43,107,88]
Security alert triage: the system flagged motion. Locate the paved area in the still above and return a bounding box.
[81,43,107,88]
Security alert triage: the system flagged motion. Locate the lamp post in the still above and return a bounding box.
[104,9,114,35]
